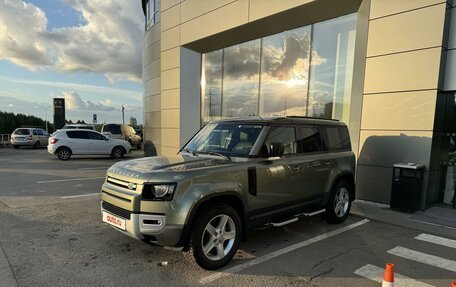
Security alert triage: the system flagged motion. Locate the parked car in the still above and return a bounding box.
[10,128,49,149]
[48,129,131,160]
[101,124,142,148]
[61,124,94,130]
[100,116,355,269]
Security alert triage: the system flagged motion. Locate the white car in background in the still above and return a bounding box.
[48,129,131,160]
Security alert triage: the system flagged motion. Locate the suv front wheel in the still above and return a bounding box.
[184,203,241,270]
[323,180,352,224]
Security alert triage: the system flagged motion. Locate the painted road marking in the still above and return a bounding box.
[199,219,370,284]
[77,167,109,170]
[354,264,435,287]
[415,233,456,249]
[388,246,456,273]
[37,177,105,184]
[61,193,100,199]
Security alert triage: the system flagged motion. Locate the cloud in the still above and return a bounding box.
[0,0,143,81]
[63,91,117,111]
[7,104,14,107]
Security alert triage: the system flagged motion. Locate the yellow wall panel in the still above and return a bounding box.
[367,3,446,57]
[370,0,445,19]
[181,0,236,23]
[161,47,180,71]
[249,0,314,21]
[161,68,180,90]
[161,26,180,51]
[162,89,180,109]
[181,0,249,45]
[161,109,180,129]
[364,47,441,94]
[161,3,180,31]
[361,90,437,131]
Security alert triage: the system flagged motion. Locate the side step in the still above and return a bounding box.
[270,209,325,227]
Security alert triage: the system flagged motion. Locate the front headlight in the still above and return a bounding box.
[142,183,176,201]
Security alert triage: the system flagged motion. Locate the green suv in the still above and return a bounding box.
[101,117,355,269]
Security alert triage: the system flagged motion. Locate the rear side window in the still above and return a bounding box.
[297,127,323,153]
[66,130,89,139]
[321,126,351,152]
[36,130,43,135]
[103,125,121,134]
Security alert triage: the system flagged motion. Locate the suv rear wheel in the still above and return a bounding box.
[323,180,352,224]
[184,203,241,270]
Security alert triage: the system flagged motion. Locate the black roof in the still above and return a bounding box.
[212,116,346,127]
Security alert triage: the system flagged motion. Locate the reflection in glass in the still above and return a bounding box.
[201,50,223,123]
[222,40,261,118]
[260,26,311,116]
[308,13,357,122]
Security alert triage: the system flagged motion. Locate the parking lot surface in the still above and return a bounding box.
[0,148,455,286]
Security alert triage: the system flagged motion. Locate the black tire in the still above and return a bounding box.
[111,146,125,159]
[13,145,19,149]
[183,203,242,270]
[34,141,40,149]
[56,147,71,161]
[322,180,352,224]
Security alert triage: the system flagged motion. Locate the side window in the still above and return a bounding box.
[297,127,323,153]
[321,126,351,151]
[88,132,105,140]
[66,131,89,139]
[262,126,296,156]
[33,130,38,135]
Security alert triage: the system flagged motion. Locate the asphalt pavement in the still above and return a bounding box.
[0,147,455,287]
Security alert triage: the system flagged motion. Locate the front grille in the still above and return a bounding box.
[107,176,133,189]
[102,201,132,220]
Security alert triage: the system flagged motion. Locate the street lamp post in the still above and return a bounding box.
[44,106,51,132]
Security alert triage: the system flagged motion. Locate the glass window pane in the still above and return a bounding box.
[201,50,223,123]
[321,126,351,151]
[297,127,323,153]
[263,127,296,156]
[222,40,261,118]
[259,26,311,116]
[308,13,357,121]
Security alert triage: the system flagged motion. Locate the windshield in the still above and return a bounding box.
[183,123,264,157]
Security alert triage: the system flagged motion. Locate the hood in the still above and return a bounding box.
[106,154,230,181]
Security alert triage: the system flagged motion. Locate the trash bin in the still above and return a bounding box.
[390,163,425,212]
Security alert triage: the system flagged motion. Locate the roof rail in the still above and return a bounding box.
[285,116,339,122]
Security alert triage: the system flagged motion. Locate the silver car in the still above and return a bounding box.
[11,128,49,149]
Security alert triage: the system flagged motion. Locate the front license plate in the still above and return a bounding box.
[102,211,126,230]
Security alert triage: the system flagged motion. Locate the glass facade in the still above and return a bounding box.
[145,0,159,31]
[201,13,357,124]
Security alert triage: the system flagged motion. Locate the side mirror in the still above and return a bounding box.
[269,142,284,157]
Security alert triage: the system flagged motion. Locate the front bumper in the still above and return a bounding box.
[101,201,183,246]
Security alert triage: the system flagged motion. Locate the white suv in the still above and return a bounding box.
[48,129,131,160]
[11,128,49,149]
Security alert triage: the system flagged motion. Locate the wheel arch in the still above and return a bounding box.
[330,172,355,200]
[55,146,72,155]
[178,191,247,247]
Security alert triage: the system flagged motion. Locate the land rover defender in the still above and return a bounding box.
[101,116,355,269]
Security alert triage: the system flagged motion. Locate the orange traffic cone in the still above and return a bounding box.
[382,263,394,287]
[451,282,456,287]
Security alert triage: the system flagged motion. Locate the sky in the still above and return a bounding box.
[0,0,144,125]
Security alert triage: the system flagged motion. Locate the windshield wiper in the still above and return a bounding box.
[181,147,196,156]
[195,150,231,161]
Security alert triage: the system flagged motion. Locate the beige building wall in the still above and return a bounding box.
[356,0,449,205]
[143,21,162,156]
